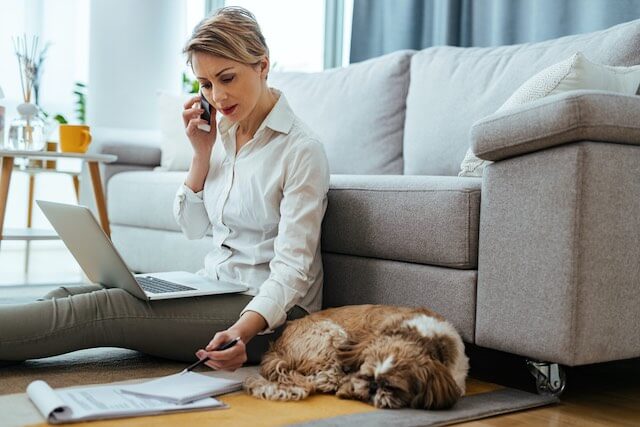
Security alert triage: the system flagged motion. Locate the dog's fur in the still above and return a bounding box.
[244,305,469,409]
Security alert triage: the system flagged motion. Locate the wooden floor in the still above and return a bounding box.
[461,345,640,426]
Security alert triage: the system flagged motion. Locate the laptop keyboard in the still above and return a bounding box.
[136,276,196,294]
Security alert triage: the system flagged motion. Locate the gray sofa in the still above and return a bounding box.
[101,19,640,392]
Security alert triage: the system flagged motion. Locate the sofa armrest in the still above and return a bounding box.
[475,140,640,366]
[471,90,640,161]
[100,142,162,185]
[101,143,162,167]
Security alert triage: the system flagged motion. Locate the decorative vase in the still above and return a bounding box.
[7,102,46,152]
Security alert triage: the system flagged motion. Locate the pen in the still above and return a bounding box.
[180,337,241,374]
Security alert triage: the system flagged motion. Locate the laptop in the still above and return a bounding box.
[36,200,248,301]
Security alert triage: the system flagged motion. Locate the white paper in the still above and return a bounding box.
[27,380,226,424]
[119,372,242,404]
[27,381,73,422]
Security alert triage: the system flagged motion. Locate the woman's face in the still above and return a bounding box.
[192,52,268,123]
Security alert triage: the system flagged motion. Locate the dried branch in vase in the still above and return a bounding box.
[8,35,48,152]
[12,34,41,104]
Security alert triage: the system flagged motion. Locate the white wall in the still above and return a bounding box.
[87,0,186,130]
[78,0,189,212]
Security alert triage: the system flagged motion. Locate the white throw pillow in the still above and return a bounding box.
[459,52,640,177]
[157,91,195,171]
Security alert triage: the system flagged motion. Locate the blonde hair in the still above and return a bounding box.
[183,6,269,68]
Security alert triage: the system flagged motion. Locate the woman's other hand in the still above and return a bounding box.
[182,95,217,158]
[194,311,267,371]
[196,330,247,372]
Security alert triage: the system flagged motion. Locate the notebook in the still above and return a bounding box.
[119,372,243,405]
[27,379,226,424]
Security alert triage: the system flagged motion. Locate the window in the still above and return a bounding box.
[186,0,207,39]
[221,0,326,72]
[190,1,354,73]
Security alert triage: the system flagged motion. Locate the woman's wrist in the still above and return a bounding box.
[192,150,212,164]
[184,154,211,192]
[227,311,268,344]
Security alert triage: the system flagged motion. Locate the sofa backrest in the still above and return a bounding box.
[403,18,640,176]
[269,50,414,175]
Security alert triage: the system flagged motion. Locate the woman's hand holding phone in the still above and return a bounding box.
[182,93,216,159]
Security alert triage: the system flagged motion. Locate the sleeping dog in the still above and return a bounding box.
[244,304,468,409]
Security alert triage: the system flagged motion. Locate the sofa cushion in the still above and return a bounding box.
[111,225,212,273]
[107,171,205,233]
[157,91,196,171]
[404,18,640,176]
[269,50,415,175]
[321,175,482,269]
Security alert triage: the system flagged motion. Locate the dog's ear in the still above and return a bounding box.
[411,358,461,409]
[377,314,408,336]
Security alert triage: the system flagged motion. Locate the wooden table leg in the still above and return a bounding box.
[27,174,35,227]
[72,175,80,202]
[25,173,36,273]
[0,156,15,239]
[88,161,111,238]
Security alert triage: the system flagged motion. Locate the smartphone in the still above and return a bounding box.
[197,91,212,132]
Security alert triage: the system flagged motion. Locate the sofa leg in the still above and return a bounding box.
[526,360,566,397]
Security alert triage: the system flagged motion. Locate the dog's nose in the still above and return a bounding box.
[368,381,378,395]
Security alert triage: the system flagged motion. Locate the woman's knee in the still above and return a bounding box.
[40,286,73,300]
[40,285,104,300]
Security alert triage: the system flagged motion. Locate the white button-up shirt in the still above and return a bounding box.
[173,90,330,331]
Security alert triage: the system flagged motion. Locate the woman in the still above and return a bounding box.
[0,6,330,371]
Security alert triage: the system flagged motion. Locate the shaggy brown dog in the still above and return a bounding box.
[244,304,468,409]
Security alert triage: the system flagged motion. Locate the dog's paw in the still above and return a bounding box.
[336,374,370,402]
[311,367,343,392]
[259,384,309,401]
[244,375,310,401]
[285,386,309,400]
[243,375,263,393]
[336,381,355,399]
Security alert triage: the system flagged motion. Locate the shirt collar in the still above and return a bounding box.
[217,88,295,137]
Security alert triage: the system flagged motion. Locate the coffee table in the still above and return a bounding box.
[0,150,117,247]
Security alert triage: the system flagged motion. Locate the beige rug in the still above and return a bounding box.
[0,348,556,427]
[0,347,186,395]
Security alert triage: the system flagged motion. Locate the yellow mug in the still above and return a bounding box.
[59,124,92,153]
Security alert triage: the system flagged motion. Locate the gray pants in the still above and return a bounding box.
[0,285,307,364]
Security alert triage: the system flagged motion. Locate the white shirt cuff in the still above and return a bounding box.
[240,295,287,334]
[178,183,204,201]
